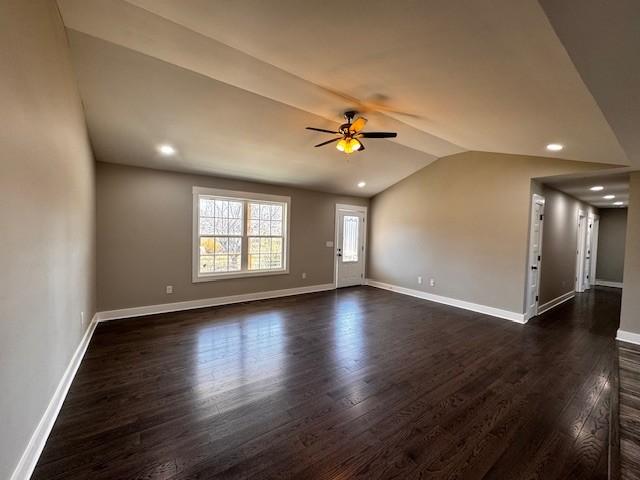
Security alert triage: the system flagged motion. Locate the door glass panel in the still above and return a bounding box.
[342,215,359,262]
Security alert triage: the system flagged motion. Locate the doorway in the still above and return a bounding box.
[526,194,545,320]
[335,204,367,288]
[576,210,587,292]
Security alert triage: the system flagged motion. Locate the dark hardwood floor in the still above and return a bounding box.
[619,342,640,479]
[32,286,621,479]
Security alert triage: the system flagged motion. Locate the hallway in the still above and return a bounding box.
[33,286,620,479]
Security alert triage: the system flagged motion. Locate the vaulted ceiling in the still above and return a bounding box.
[58,0,636,196]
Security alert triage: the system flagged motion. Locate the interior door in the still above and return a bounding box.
[584,216,593,289]
[575,212,587,292]
[336,209,365,288]
[526,196,544,319]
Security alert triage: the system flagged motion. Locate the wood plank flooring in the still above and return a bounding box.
[32,285,621,479]
[619,342,640,479]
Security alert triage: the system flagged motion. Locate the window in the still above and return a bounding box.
[193,187,289,281]
[342,215,360,262]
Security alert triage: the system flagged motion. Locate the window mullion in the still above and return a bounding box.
[241,201,248,272]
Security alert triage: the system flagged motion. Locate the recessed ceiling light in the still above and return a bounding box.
[590,185,604,191]
[614,201,624,206]
[158,144,176,156]
[603,194,615,200]
[546,143,563,151]
[357,181,366,188]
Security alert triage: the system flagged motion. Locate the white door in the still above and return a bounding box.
[526,195,545,319]
[575,211,587,292]
[336,208,365,288]
[590,216,600,285]
[584,215,594,289]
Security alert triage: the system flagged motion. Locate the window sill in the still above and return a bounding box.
[193,269,289,283]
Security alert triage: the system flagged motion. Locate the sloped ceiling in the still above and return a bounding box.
[58,0,632,196]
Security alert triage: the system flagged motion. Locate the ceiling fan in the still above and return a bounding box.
[306,111,397,154]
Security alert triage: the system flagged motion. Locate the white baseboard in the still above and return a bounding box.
[595,279,623,289]
[366,279,526,324]
[97,283,335,322]
[10,315,98,480]
[537,290,575,315]
[616,329,640,346]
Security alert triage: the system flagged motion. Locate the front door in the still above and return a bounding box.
[336,209,365,288]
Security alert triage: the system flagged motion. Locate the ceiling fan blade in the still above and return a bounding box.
[359,132,397,138]
[357,140,365,151]
[350,117,368,133]
[306,127,338,134]
[314,137,341,147]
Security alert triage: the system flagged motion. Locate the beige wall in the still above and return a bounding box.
[368,151,607,314]
[96,162,368,310]
[536,184,597,304]
[0,2,96,478]
[596,208,627,283]
[621,172,640,335]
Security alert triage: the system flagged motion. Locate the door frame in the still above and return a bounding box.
[334,203,368,288]
[575,210,588,292]
[525,194,545,321]
[590,214,600,286]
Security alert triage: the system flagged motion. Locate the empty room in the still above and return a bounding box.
[3,1,640,479]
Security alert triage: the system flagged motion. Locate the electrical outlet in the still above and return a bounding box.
[325,241,334,248]
[429,278,436,287]
[166,285,173,294]
[80,311,85,327]
[418,276,423,285]
[301,272,307,279]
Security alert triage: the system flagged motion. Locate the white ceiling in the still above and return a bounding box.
[58,0,634,196]
[539,170,630,208]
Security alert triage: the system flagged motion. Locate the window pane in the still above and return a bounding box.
[270,221,282,236]
[247,236,284,271]
[271,237,283,254]
[200,237,216,255]
[260,204,271,220]
[248,219,259,236]
[229,218,241,235]
[229,201,243,219]
[214,200,228,218]
[200,199,216,217]
[260,254,271,270]
[200,218,215,235]
[260,237,271,253]
[249,237,260,254]
[228,237,241,254]
[214,255,229,272]
[258,220,270,236]
[249,203,260,220]
[271,204,282,221]
[249,254,260,270]
[342,215,359,262]
[229,254,241,271]
[215,237,228,254]
[200,255,215,273]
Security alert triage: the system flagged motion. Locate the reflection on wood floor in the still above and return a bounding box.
[619,342,640,479]
[32,285,620,479]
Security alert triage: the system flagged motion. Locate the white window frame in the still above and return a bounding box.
[192,186,290,282]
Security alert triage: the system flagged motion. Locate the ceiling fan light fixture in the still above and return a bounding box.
[336,137,361,154]
[347,138,361,153]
